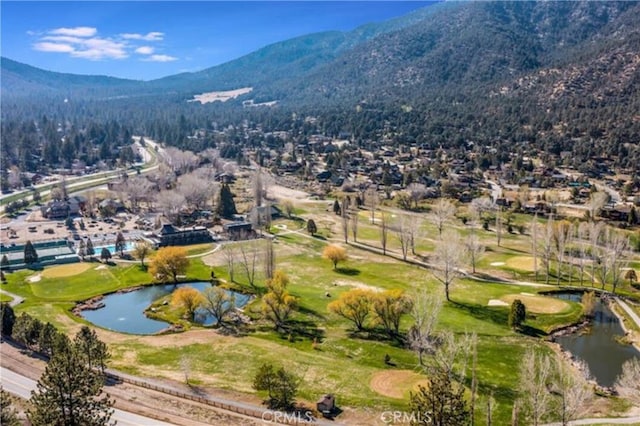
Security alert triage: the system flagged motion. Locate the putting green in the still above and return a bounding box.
[500,293,570,314]
[370,369,429,399]
[41,262,94,278]
[505,256,536,272]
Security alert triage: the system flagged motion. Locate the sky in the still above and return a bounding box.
[1,1,433,81]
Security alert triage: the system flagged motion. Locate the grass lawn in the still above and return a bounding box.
[6,203,639,425]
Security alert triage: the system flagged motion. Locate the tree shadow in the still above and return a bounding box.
[450,301,509,327]
[283,318,325,341]
[312,235,327,241]
[518,324,546,338]
[335,267,360,276]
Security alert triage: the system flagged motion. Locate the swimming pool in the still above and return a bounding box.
[93,241,136,255]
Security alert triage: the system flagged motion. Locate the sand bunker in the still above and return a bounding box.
[490,262,505,266]
[28,274,42,283]
[95,265,107,270]
[488,299,509,307]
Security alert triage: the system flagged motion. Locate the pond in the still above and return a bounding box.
[80,282,251,335]
[550,292,640,387]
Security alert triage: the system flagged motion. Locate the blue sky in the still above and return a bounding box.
[1,1,432,81]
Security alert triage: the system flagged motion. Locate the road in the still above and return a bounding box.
[0,136,163,213]
[0,367,175,426]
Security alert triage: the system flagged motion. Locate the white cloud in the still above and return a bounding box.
[70,38,128,60]
[135,46,154,55]
[50,26,97,37]
[30,27,175,63]
[33,42,75,53]
[41,35,84,44]
[142,54,178,62]
[120,32,164,41]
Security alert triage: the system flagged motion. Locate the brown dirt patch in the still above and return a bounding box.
[41,262,93,278]
[500,294,570,314]
[369,370,428,399]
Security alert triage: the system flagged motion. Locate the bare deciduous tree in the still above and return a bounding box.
[576,222,590,286]
[222,244,238,283]
[615,358,640,405]
[394,215,413,261]
[519,349,553,426]
[407,183,428,209]
[379,212,389,255]
[596,228,629,293]
[553,358,592,426]
[124,176,155,212]
[588,191,608,221]
[202,287,236,327]
[237,240,261,288]
[553,221,573,285]
[178,172,215,211]
[156,190,186,224]
[538,217,555,285]
[531,214,539,281]
[429,198,457,237]
[264,238,275,280]
[408,290,443,365]
[365,186,378,224]
[432,230,466,301]
[465,233,485,274]
[349,208,359,242]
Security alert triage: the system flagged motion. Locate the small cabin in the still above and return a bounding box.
[316,394,335,415]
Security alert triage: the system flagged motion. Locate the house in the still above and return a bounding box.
[155,223,214,246]
[223,222,254,240]
[41,200,69,219]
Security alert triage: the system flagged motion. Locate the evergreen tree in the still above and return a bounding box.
[28,333,113,426]
[100,248,112,263]
[1,254,9,270]
[216,184,238,219]
[23,240,38,265]
[74,326,110,373]
[306,219,318,236]
[0,303,16,336]
[1,388,20,426]
[508,299,527,330]
[253,363,299,411]
[86,238,95,258]
[409,369,470,425]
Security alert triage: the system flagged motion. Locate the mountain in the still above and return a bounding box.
[2,1,640,171]
[1,3,441,100]
[0,57,141,98]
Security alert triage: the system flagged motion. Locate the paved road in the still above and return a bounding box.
[0,289,24,307]
[616,297,640,329]
[0,367,175,426]
[543,417,640,425]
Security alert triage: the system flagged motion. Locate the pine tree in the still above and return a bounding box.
[409,369,470,425]
[86,238,95,258]
[216,184,238,219]
[28,333,113,426]
[1,388,20,426]
[508,299,526,330]
[306,219,317,236]
[24,240,38,265]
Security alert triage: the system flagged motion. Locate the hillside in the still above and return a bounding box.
[2,1,640,170]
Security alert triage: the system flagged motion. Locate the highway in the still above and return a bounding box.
[1,367,176,426]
